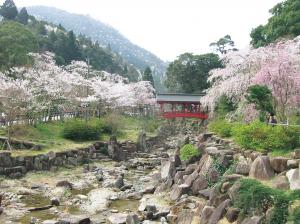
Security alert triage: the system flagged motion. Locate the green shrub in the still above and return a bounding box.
[235,179,290,224]
[232,121,295,152]
[102,113,123,135]
[289,206,300,224]
[215,95,237,118]
[62,119,102,141]
[180,144,200,161]
[208,119,234,137]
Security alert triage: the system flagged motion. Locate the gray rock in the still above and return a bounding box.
[184,171,199,187]
[126,214,140,224]
[160,159,176,180]
[115,176,124,189]
[198,189,211,199]
[42,221,59,224]
[287,159,299,169]
[294,149,300,159]
[235,161,250,175]
[207,168,220,183]
[107,213,127,224]
[191,174,208,195]
[249,156,274,180]
[137,132,147,152]
[51,197,60,206]
[271,176,290,190]
[286,168,300,190]
[226,207,240,223]
[270,157,288,173]
[200,206,215,224]
[170,184,189,201]
[56,180,73,189]
[176,209,194,224]
[208,199,231,224]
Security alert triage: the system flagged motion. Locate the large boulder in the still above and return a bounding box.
[226,207,240,223]
[108,136,126,161]
[249,156,274,180]
[235,157,251,175]
[287,159,299,169]
[294,149,300,159]
[137,132,148,152]
[170,184,190,201]
[286,168,300,190]
[271,176,290,190]
[191,174,208,195]
[56,180,73,189]
[208,199,231,224]
[125,214,140,224]
[183,171,199,187]
[200,206,215,224]
[161,159,176,180]
[176,209,194,224]
[270,157,288,173]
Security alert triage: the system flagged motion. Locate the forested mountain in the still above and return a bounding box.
[27,6,167,81]
[0,1,142,81]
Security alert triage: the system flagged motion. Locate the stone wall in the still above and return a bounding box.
[0,142,110,178]
[0,134,162,178]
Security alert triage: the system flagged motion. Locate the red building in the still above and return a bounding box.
[156,93,208,120]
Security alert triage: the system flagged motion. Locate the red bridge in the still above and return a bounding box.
[156,93,209,120]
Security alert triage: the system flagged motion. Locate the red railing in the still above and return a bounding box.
[162,111,208,119]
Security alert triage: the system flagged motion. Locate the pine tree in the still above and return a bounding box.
[0,0,18,20]
[143,66,155,87]
[17,7,29,25]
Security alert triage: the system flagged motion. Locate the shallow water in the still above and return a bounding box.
[109,199,140,212]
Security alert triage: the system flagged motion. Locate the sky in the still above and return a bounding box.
[6,0,282,61]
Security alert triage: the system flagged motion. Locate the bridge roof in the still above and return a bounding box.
[156,93,204,104]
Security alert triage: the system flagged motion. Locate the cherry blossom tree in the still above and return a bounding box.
[202,36,300,121]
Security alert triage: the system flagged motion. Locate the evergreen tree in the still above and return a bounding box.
[17,7,29,25]
[0,0,18,20]
[66,30,81,62]
[143,66,155,87]
[210,35,238,54]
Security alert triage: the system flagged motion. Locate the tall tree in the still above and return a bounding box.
[17,7,29,25]
[143,66,154,87]
[165,53,222,93]
[251,0,300,48]
[210,35,238,54]
[0,0,18,20]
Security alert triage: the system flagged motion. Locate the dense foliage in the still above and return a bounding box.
[208,119,234,138]
[180,144,200,161]
[215,95,237,118]
[142,67,155,87]
[251,0,300,48]
[165,53,222,93]
[209,120,300,152]
[246,85,274,121]
[62,119,102,141]
[235,179,295,224]
[202,37,300,122]
[0,0,18,20]
[0,21,38,70]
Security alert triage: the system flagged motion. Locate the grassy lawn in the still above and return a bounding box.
[0,115,161,157]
